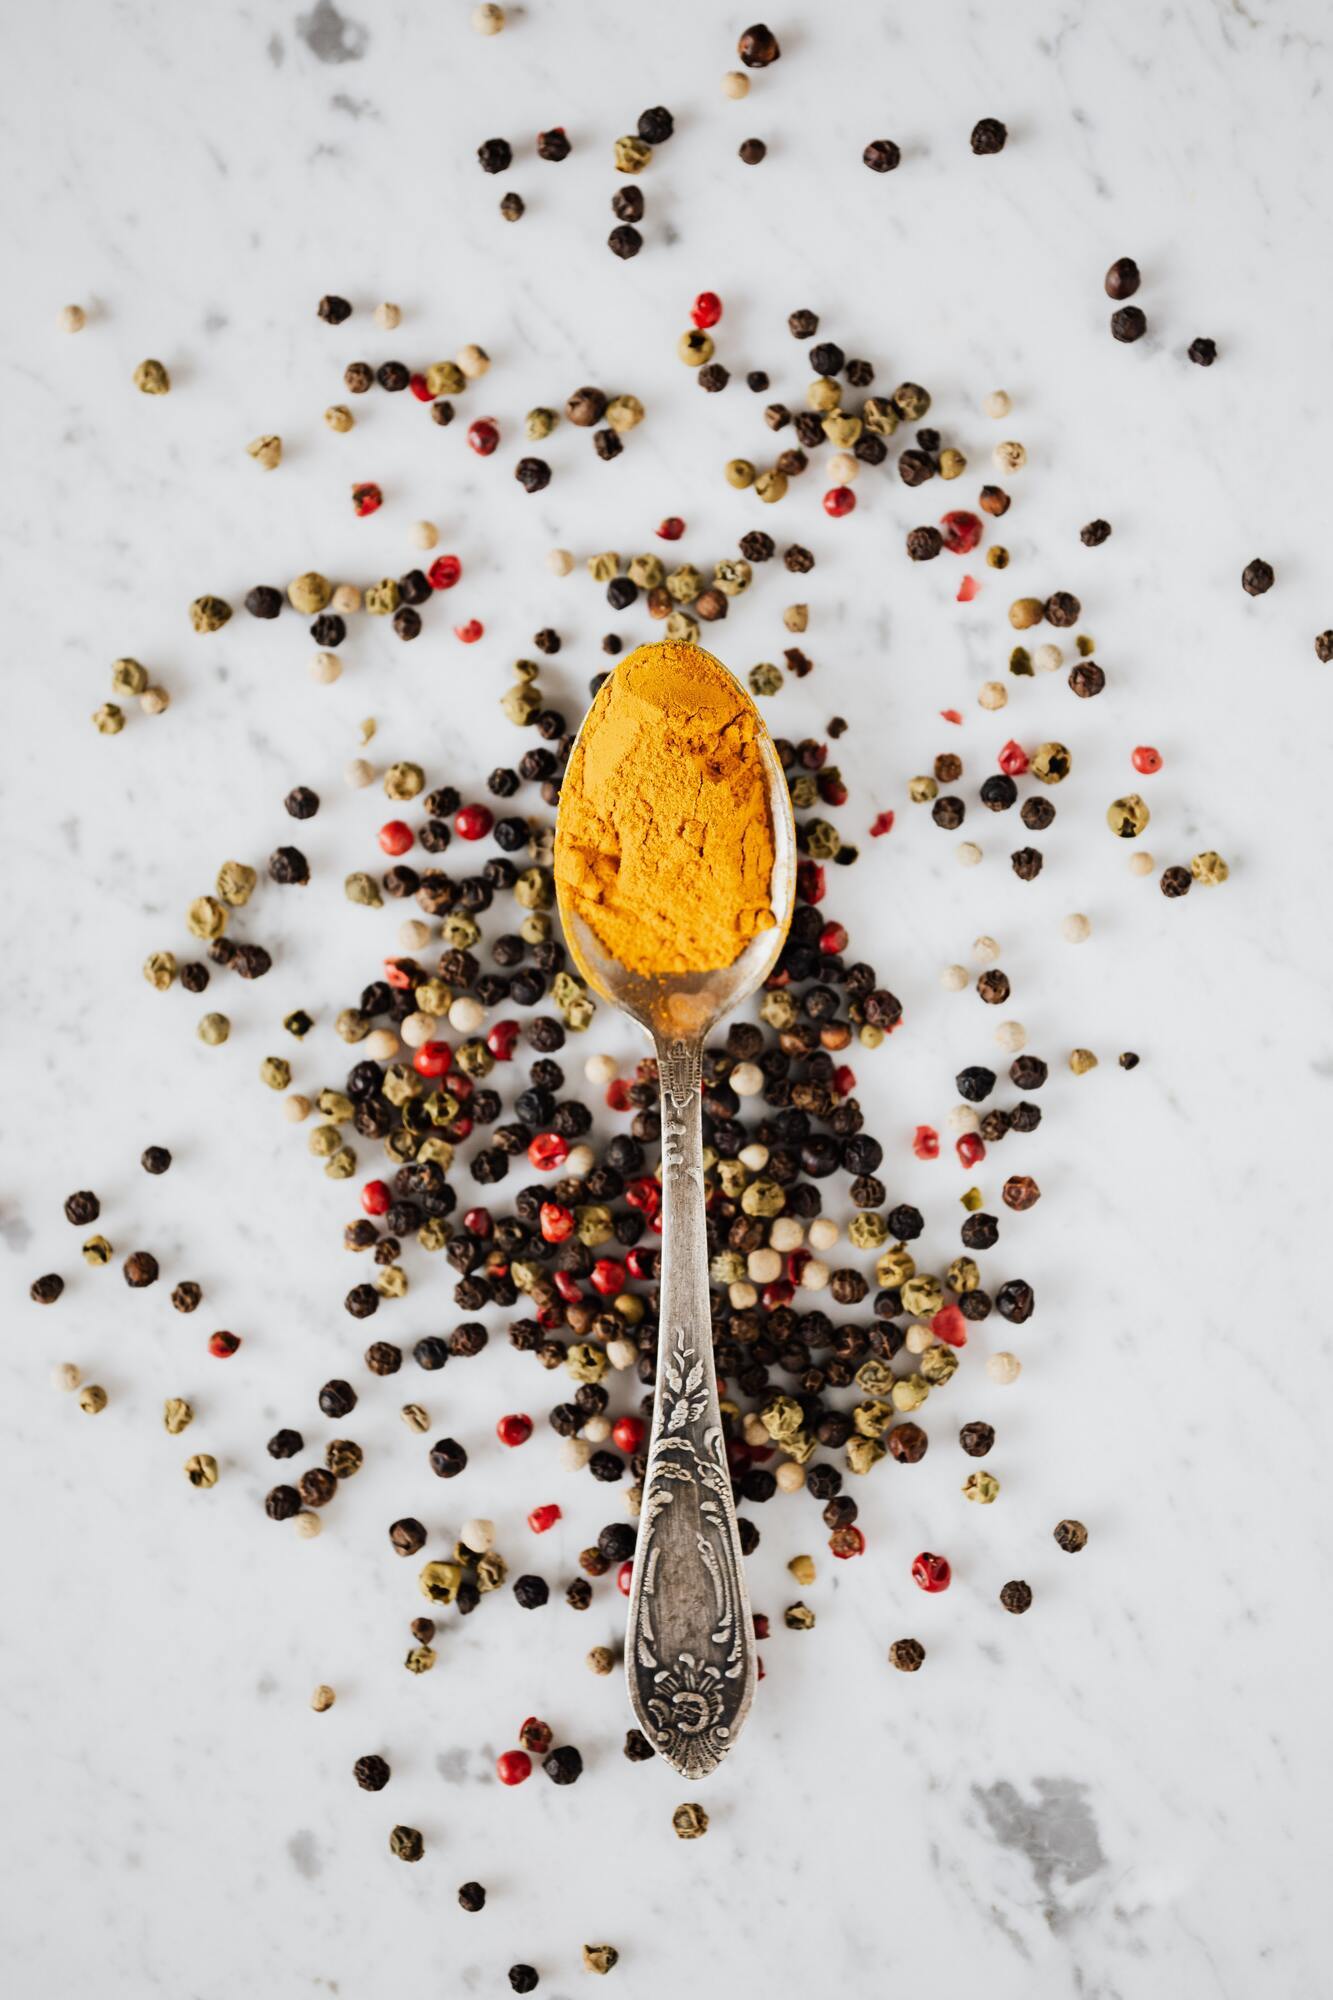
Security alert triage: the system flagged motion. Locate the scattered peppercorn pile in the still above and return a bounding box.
[41,21,1259,1986]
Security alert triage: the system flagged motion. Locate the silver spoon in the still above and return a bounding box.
[555,650,796,1779]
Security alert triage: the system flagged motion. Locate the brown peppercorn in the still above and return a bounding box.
[318,294,353,324]
[1069,661,1106,698]
[566,386,606,427]
[738,22,781,65]
[64,1191,101,1226]
[863,138,901,172]
[1011,846,1044,880]
[390,1825,424,1863]
[889,1637,925,1671]
[1111,305,1147,342]
[1242,558,1274,596]
[977,969,1011,1004]
[1081,518,1111,546]
[1104,257,1141,299]
[31,1273,64,1305]
[959,1421,995,1457]
[1000,1579,1033,1613]
[886,1422,928,1464]
[1160,865,1192,898]
[1003,1174,1040,1211]
[906,526,942,561]
[1044,590,1081,627]
[738,137,767,165]
[979,484,1010,516]
[172,1280,202,1312]
[123,1250,159,1289]
[1053,1518,1088,1553]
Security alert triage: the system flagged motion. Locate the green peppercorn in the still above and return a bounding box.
[198,1012,230,1045]
[134,358,170,394]
[189,595,232,634]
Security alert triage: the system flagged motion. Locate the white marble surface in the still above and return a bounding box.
[4,1,1333,1994]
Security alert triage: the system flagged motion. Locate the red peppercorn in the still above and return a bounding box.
[940,509,982,555]
[518,1716,552,1755]
[818,920,848,955]
[209,1330,240,1358]
[956,1133,986,1168]
[869,810,895,837]
[352,482,383,516]
[932,1304,968,1348]
[428,554,462,590]
[361,1178,391,1216]
[497,1413,533,1448]
[527,1503,561,1534]
[378,819,414,855]
[590,1257,625,1296]
[761,1277,794,1310]
[450,1074,474,1101]
[833,1064,856,1096]
[496,1749,532,1786]
[623,1175,660,1215]
[998,739,1029,776]
[605,1079,633,1111]
[528,1131,569,1172]
[817,772,848,807]
[795,859,826,904]
[913,1125,940,1161]
[616,1560,634,1596]
[486,1019,520,1061]
[830,1525,866,1559]
[912,1551,951,1592]
[454,618,484,643]
[656,516,686,540]
[956,575,980,603]
[454,803,494,841]
[383,957,414,989]
[552,1270,583,1305]
[940,707,963,724]
[823,485,856,517]
[1132,744,1163,774]
[409,372,433,401]
[612,1415,646,1454]
[463,1207,492,1237]
[626,1247,654,1281]
[467,417,500,456]
[786,1247,811,1286]
[413,1040,452,1078]
[449,1116,474,1141]
[691,291,723,329]
[539,1201,575,1243]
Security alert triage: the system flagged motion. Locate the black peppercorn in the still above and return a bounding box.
[392,606,421,642]
[593,428,623,460]
[318,294,352,325]
[959,1421,995,1457]
[889,1638,925,1671]
[265,1485,301,1520]
[697,362,729,392]
[996,1278,1034,1323]
[354,1754,390,1791]
[1110,305,1147,342]
[1065,662,1105,706]
[515,456,551,493]
[245,584,283,618]
[747,370,770,392]
[376,361,410,391]
[1161,864,1192,898]
[931,795,965,829]
[1081,519,1111,546]
[738,137,767,165]
[536,127,570,161]
[1187,335,1217,366]
[608,224,642,260]
[1011,847,1044,880]
[124,1250,159,1288]
[980,774,1018,811]
[508,1967,539,1993]
[477,137,512,174]
[542,1744,582,1785]
[961,1212,999,1251]
[738,21,781,65]
[1242,558,1274,596]
[429,1436,468,1478]
[284,785,320,820]
[898,448,936,487]
[267,1428,303,1459]
[64,1190,100,1225]
[299,1467,337,1507]
[623,1729,655,1762]
[431,399,454,425]
[1045,590,1081,627]
[458,1880,486,1913]
[268,846,309,886]
[970,117,1007,154]
[956,1065,996,1103]
[907,526,942,560]
[611,185,644,223]
[319,1378,356,1419]
[637,105,674,144]
[389,1518,426,1557]
[863,138,901,172]
[172,1280,202,1312]
[1104,256,1140,299]
[30,1273,64,1304]
[886,1423,928,1464]
[1000,1579,1033,1613]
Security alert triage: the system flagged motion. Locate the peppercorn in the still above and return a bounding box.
[1069,661,1105,698]
[863,138,901,172]
[477,136,512,173]
[500,191,525,221]
[173,1280,202,1312]
[318,295,352,324]
[608,220,643,260]
[1111,306,1147,342]
[1054,1518,1088,1553]
[543,1744,582,1784]
[738,21,780,64]
[889,1638,925,1671]
[1081,518,1111,547]
[64,1190,100,1226]
[354,1754,390,1791]
[906,526,942,561]
[1104,256,1140,298]
[458,1880,487,1912]
[970,117,1007,154]
[269,846,310,885]
[739,138,767,164]
[1242,558,1274,596]
[1044,590,1081,627]
[123,1250,158,1289]
[1315,632,1333,662]
[390,1826,424,1863]
[536,126,570,161]
[1160,865,1192,898]
[1000,1579,1033,1613]
[508,1969,538,1994]
[583,1946,619,1976]
[30,1273,64,1305]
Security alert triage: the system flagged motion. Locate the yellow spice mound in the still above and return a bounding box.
[555,642,777,978]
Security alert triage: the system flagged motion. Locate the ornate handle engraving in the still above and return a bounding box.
[624,1035,756,1778]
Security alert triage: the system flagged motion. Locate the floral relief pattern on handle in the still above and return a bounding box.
[623,1036,756,1779]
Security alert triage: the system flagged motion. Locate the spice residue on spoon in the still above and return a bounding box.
[555,641,777,978]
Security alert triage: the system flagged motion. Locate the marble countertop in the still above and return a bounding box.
[4,1,1332,1994]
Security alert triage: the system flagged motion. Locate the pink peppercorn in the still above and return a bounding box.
[428,554,462,589]
[527,1131,569,1171]
[869,810,895,838]
[412,1041,452,1079]
[956,1133,986,1168]
[496,1750,532,1786]
[912,1551,951,1592]
[486,1019,520,1060]
[932,1304,968,1348]
[913,1126,940,1161]
[612,1415,645,1453]
[691,291,723,329]
[998,739,1029,776]
[1132,744,1163,774]
[467,417,500,456]
[351,482,383,516]
[454,619,483,643]
[497,1413,533,1448]
[209,1330,240,1358]
[454,803,493,841]
[527,1504,560,1534]
[823,486,856,517]
[940,509,982,554]
[361,1179,391,1216]
[409,373,433,402]
[616,1561,633,1596]
[657,516,686,540]
[378,819,414,855]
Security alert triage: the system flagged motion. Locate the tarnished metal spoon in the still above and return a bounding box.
[555,647,796,1779]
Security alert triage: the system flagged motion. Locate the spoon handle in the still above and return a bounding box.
[624,1034,756,1779]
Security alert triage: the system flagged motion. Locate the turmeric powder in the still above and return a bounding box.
[555,641,778,978]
